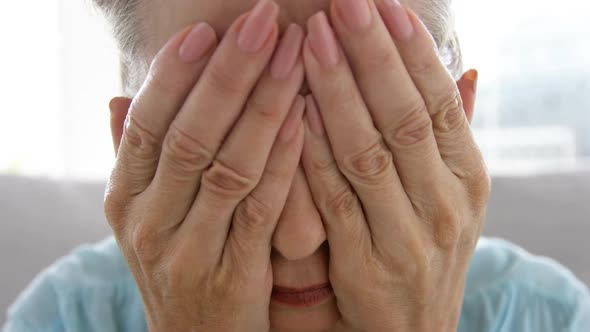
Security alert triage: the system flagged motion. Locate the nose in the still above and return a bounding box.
[272,165,327,261]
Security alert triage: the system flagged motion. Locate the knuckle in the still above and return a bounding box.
[310,155,339,178]
[234,193,276,234]
[121,112,162,161]
[202,160,258,198]
[431,88,465,133]
[132,224,163,265]
[324,185,361,221]
[458,222,481,254]
[433,201,462,250]
[204,63,244,100]
[103,170,140,234]
[103,188,129,232]
[467,166,492,207]
[388,102,433,148]
[342,140,393,185]
[163,123,214,176]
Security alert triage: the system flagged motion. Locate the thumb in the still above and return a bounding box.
[456,69,478,124]
[109,97,133,157]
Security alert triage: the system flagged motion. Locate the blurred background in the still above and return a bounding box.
[1,0,589,179]
[1,0,589,319]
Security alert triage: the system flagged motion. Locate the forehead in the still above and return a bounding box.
[144,0,332,58]
[140,1,436,59]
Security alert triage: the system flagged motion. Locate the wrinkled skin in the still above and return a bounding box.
[106,0,487,331]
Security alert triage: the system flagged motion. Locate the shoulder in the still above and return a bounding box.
[3,236,147,332]
[460,237,590,332]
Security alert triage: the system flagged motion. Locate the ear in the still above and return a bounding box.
[109,97,133,157]
[456,69,478,124]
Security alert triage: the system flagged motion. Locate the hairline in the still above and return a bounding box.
[95,0,463,97]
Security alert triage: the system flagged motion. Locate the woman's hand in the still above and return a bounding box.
[104,1,306,331]
[300,0,489,331]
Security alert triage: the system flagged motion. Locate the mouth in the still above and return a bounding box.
[271,282,334,308]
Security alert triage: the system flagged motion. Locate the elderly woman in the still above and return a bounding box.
[4,0,590,331]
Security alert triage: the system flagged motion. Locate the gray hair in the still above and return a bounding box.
[91,0,463,97]
[89,0,146,96]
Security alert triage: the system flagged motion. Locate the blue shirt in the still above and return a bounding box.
[3,236,590,331]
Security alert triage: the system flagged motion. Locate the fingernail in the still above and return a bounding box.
[238,0,280,53]
[304,95,325,137]
[335,0,372,30]
[270,24,304,79]
[380,0,414,41]
[179,22,217,63]
[280,95,306,143]
[307,12,340,67]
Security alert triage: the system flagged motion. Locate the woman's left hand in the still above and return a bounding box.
[300,0,490,331]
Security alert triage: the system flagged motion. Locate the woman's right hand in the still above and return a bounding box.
[104,1,305,331]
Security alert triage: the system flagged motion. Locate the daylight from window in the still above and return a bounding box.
[0,0,589,180]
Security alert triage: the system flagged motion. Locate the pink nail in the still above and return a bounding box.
[270,24,304,79]
[237,0,279,53]
[178,23,217,63]
[380,0,414,41]
[307,12,340,68]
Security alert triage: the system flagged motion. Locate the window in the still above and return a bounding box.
[0,1,119,180]
[456,0,590,175]
[1,0,588,180]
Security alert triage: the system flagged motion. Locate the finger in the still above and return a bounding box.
[456,69,478,124]
[166,97,303,295]
[300,95,372,269]
[303,12,413,245]
[112,22,217,198]
[204,24,303,210]
[109,97,132,157]
[380,4,486,181]
[180,21,305,261]
[149,0,280,235]
[224,97,305,275]
[191,27,303,259]
[329,0,447,197]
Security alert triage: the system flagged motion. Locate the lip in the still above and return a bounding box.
[271,282,334,308]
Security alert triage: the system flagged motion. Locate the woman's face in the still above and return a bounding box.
[139,1,416,331]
